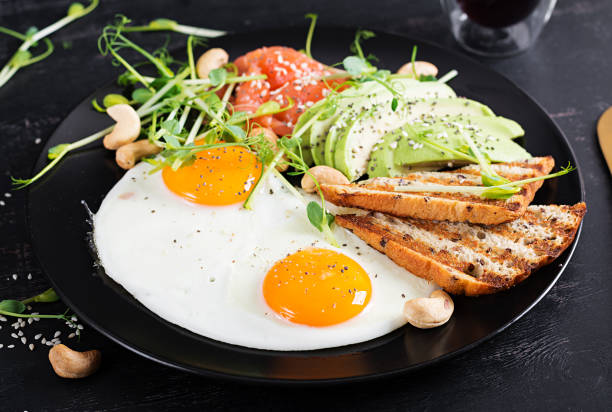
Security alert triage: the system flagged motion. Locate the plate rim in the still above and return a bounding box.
[25,26,586,385]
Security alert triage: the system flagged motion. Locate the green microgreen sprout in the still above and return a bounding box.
[121,18,226,38]
[458,129,511,186]
[393,163,576,200]
[410,45,418,79]
[0,288,79,330]
[98,15,175,89]
[278,136,339,247]
[0,0,98,89]
[408,122,507,186]
[304,13,318,59]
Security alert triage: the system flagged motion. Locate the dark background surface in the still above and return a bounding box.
[0,0,610,410]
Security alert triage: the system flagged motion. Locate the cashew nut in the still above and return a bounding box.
[196,48,229,79]
[116,139,162,170]
[397,61,439,78]
[48,344,101,379]
[249,126,288,172]
[103,104,141,150]
[301,165,350,193]
[403,289,454,329]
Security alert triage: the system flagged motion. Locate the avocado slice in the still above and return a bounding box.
[367,97,498,177]
[292,100,325,166]
[305,79,456,167]
[333,92,484,181]
[393,116,530,168]
[308,82,388,166]
[334,103,410,181]
[325,108,374,168]
[367,129,441,177]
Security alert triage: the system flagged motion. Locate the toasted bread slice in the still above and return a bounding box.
[321,157,555,225]
[335,203,586,296]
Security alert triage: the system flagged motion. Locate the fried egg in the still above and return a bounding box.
[93,145,435,350]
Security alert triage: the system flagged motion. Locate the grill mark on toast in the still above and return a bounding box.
[335,202,586,295]
[370,213,525,286]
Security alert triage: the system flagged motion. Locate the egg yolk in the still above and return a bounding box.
[263,248,372,327]
[162,145,261,206]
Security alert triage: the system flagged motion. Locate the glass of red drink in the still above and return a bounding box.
[441,0,557,57]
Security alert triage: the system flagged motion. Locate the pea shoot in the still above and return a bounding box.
[279,136,339,247]
[393,163,576,199]
[0,288,78,328]
[0,0,98,90]
[120,18,226,38]
[11,17,265,188]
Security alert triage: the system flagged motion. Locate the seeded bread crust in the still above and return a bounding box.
[322,157,554,225]
[336,202,586,296]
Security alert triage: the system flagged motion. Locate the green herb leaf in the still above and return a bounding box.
[254,100,281,117]
[307,201,325,231]
[225,124,246,140]
[24,26,39,39]
[67,2,85,16]
[228,111,248,124]
[11,50,32,66]
[419,74,437,82]
[208,68,227,87]
[91,98,105,112]
[280,135,300,150]
[48,143,70,160]
[102,93,129,108]
[204,93,222,113]
[350,29,376,60]
[391,98,398,112]
[0,299,26,314]
[31,288,60,303]
[149,18,177,30]
[132,88,153,104]
[481,186,521,199]
[306,201,335,232]
[343,56,369,76]
[161,119,181,135]
[481,173,511,187]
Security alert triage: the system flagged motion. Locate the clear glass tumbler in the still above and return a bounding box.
[440,0,557,57]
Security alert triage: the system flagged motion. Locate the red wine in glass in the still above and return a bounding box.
[457,0,541,28]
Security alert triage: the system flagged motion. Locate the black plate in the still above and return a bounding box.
[27,27,585,384]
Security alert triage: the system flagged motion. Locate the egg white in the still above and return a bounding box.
[93,162,435,350]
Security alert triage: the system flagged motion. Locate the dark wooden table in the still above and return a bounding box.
[1,0,610,410]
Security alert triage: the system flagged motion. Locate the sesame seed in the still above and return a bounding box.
[11,333,18,339]
[68,333,76,339]
[0,316,6,322]
[29,344,34,351]
[0,344,3,349]
[20,337,27,344]
[12,274,17,280]
[41,338,46,344]
[34,138,41,144]
[34,334,42,340]
[27,273,32,280]
[17,330,23,337]
[45,341,53,346]
[54,331,61,338]
[8,344,14,349]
